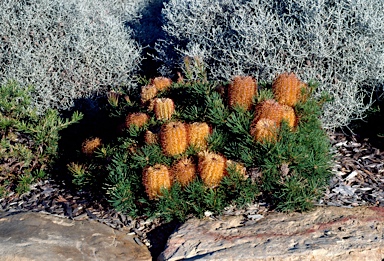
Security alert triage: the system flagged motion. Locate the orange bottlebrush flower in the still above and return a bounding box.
[228,76,257,110]
[254,99,296,129]
[172,157,197,187]
[272,72,308,107]
[154,98,175,120]
[250,118,279,143]
[82,137,102,155]
[141,84,158,104]
[143,164,172,200]
[144,130,159,145]
[188,122,210,151]
[226,160,247,179]
[151,77,172,92]
[160,121,188,156]
[198,151,227,187]
[125,112,149,128]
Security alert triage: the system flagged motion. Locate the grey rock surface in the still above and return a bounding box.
[158,206,384,261]
[0,211,151,261]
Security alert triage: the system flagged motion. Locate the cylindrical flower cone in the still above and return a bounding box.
[160,121,188,156]
[198,151,227,187]
[154,98,175,120]
[125,112,149,128]
[272,72,307,107]
[228,76,257,110]
[151,77,172,92]
[254,99,296,129]
[82,137,102,155]
[188,122,210,151]
[141,84,158,104]
[144,130,159,145]
[250,118,279,143]
[143,164,172,200]
[172,157,197,187]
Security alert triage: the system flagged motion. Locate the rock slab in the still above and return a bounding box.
[158,206,384,261]
[0,211,151,261]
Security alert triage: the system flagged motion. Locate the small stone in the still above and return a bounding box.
[204,211,213,217]
[247,214,264,221]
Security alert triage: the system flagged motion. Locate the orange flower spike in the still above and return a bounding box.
[272,72,307,107]
[151,77,172,92]
[141,84,158,104]
[172,157,197,187]
[144,130,159,145]
[154,98,175,120]
[280,104,297,129]
[250,118,279,143]
[188,122,210,150]
[160,121,188,156]
[228,76,258,110]
[125,112,149,128]
[143,164,172,200]
[254,99,296,129]
[198,151,227,188]
[81,137,102,155]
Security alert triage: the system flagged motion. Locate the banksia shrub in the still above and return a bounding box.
[172,157,197,187]
[154,98,175,120]
[254,99,296,129]
[198,151,227,187]
[188,122,210,150]
[82,137,102,155]
[228,76,257,110]
[272,72,307,107]
[160,121,188,156]
[226,160,246,178]
[250,118,278,143]
[125,113,150,128]
[95,73,332,220]
[143,164,172,200]
[151,77,173,92]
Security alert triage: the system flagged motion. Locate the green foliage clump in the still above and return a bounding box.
[0,81,83,195]
[258,99,332,211]
[72,68,333,221]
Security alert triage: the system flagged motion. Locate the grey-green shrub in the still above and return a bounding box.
[155,0,384,129]
[0,0,142,113]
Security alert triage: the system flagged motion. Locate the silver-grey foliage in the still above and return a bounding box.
[0,0,143,112]
[156,0,384,129]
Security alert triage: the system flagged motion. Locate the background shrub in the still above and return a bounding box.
[0,0,142,113]
[0,81,82,195]
[155,0,384,129]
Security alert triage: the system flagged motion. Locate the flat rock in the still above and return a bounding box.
[158,206,384,261]
[0,211,151,261]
